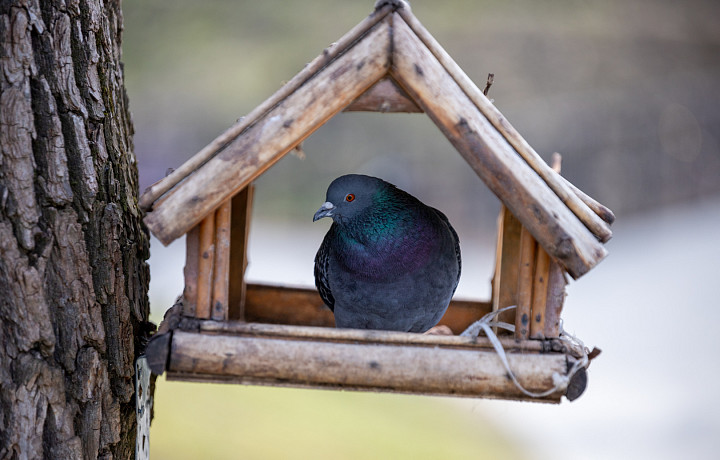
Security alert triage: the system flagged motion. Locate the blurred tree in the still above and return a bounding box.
[0,1,150,458]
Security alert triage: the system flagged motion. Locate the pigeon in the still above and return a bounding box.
[313,174,461,332]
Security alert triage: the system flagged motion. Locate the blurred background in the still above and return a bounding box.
[123,0,720,458]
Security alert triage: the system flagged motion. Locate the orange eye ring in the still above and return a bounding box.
[345,193,355,202]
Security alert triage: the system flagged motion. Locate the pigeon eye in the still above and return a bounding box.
[345,194,355,202]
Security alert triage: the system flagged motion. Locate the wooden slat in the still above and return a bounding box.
[515,225,537,339]
[144,19,393,245]
[168,329,573,402]
[344,76,422,112]
[390,15,607,279]
[560,173,615,224]
[228,185,255,320]
[530,247,551,339]
[245,283,334,327]
[396,8,612,243]
[243,283,493,333]
[183,225,200,316]
[493,206,523,330]
[138,3,396,211]
[490,206,504,319]
[543,261,567,338]
[196,215,215,319]
[211,200,232,320]
[149,294,582,361]
[198,320,553,353]
[437,298,494,335]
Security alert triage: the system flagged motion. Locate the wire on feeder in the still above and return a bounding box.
[460,306,590,399]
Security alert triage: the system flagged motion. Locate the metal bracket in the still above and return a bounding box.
[136,356,152,460]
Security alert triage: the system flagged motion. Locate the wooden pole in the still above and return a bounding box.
[199,320,556,353]
[138,4,396,211]
[390,16,606,279]
[242,283,493,333]
[515,226,537,339]
[492,206,523,331]
[183,225,200,316]
[491,206,504,319]
[228,185,255,320]
[167,329,573,402]
[196,214,215,319]
[530,247,551,339]
[560,173,615,224]
[211,200,232,320]
[544,261,567,337]
[144,19,392,245]
[395,9,612,243]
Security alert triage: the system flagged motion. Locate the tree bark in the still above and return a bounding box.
[0,1,150,459]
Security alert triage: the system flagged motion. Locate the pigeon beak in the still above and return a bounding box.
[313,201,335,222]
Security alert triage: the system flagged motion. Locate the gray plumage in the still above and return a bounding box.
[313,174,461,332]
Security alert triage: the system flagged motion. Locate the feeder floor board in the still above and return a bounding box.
[146,291,587,404]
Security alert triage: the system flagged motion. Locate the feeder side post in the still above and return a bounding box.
[229,184,255,320]
[530,247,551,339]
[543,262,568,337]
[515,226,537,339]
[212,200,232,320]
[491,206,522,331]
[183,225,200,316]
[196,215,216,318]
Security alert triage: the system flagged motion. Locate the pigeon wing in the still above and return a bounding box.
[314,226,335,312]
[431,207,462,289]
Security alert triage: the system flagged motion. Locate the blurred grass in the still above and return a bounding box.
[150,377,525,460]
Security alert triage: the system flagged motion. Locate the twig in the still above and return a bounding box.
[483,73,495,97]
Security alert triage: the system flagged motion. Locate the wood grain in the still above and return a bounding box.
[543,261,567,337]
[228,185,255,320]
[168,329,572,402]
[196,214,215,319]
[211,200,232,320]
[183,225,200,316]
[493,206,523,330]
[243,283,493,333]
[530,247,551,339]
[390,16,607,279]
[560,173,616,224]
[515,225,537,339]
[198,320,550,352]
[244,283,335,327]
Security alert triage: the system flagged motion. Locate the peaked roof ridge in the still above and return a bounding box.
[140,3,614,279]
[344,76,422,113]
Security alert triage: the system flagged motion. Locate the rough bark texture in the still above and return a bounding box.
[0,1,150,459]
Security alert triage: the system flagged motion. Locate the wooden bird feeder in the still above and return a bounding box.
[142,0,614,403]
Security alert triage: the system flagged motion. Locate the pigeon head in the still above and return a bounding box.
[313,174,392,224]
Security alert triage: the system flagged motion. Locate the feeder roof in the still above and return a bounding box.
[139,0,613,279]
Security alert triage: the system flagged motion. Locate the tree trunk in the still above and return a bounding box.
[0,0,150,459]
